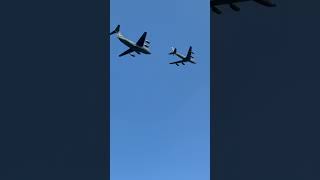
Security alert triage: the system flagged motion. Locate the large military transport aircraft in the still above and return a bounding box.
[211,0,276,14]
[168,46,196,66]
[109,25,151,57]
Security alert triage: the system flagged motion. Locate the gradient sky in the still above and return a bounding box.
[110,1,210,180]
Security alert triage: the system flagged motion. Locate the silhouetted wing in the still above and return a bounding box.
[254,0,276,7]
[170,60,182,64]
[186,46,193,60]
[169,60,187,65]
[212,0,275,6]
[136,32,147,47]
[119,48,134,57]
[212,0,250,6]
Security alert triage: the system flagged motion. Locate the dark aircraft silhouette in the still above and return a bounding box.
[211,0,276,14]
[168,46,196,66]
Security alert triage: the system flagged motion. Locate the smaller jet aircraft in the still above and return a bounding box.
[168,46,196,66]
[109,25,151,57]
[211,0,276,14]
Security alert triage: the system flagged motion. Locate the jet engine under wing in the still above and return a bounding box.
[119,48,134,57]
[169,60,185,66]
[136,32,147,47]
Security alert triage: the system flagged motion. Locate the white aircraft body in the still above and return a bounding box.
[109,25,151,57]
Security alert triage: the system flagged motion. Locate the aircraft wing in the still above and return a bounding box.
[211,0,275,14]
[211,0,275,6]
[186,46,193,60]
[169,60,187,66]
[136,32,147,47]
[118,48,134,57]
[212,0,250,6]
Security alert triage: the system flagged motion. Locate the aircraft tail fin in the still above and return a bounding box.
[169,47,177,55]
[109,25,120,35]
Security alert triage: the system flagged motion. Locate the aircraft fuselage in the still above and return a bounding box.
[175,52,187,60]
[117,34,151,55]
[169,47,196,65]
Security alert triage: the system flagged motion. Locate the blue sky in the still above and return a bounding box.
[110,1,210,180]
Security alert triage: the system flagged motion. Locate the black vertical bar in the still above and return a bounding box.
[211,1,320,180]
[210,5,217,180]
[0,0,109,179]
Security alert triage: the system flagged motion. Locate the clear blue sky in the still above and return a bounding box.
[110,1,210,180]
